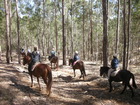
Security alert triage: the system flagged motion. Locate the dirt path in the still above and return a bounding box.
[0,60,140,105]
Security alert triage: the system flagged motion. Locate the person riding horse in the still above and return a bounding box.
[73,51,80,65]
[49,47,56,61]
[108,54,119,79]
[111,54,119,70]
[28,47,41,72]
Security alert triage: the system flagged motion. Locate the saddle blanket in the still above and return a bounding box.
[108,68,119,78]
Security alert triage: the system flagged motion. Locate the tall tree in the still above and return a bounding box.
[90,0,93,60]
[115,0,120,54]
[102,0,108,67]
[42,0,46,56]
[54,0,58,52]
[123,0,126,69]
[16,0,21,64]
[4,0,10,63]
[126,0,131,69]
[70,0,74,57]
[62,0,66,65]
[82,0,85,59]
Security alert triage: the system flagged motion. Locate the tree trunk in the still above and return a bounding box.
[126,0,131,69]
[54,0,58,52]
[115,0,120,54]
[70,0,74,57]
[41,0,46,56]
[15,0,21,64]
[102,0,108,67]
[9,0,12,62]
[82,1,85,60]
[123,0,126,69]
[90,0,93,60]
[62,0,66,65]
[4,0,10,64]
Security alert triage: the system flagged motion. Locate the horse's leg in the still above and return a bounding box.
[120,83,127,95]
[79,69,83,78]
[109,80,113,92]
[37,77,41,91]
[56,62,58,70]
[51,63,52,69]
[29,73,33,87]
[73,69,76,77]
[128,84,134,97]
[42,76,49,95]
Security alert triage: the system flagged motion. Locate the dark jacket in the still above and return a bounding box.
[111,57,119,69]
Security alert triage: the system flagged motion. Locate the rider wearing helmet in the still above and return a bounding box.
[73,51,80,62]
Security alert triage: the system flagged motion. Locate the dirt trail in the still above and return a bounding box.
[0,59,140,105]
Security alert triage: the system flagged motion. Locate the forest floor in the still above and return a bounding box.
[0,54,140,105]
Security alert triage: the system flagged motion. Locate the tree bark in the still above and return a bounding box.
[82,1,85,59]
[15,0,21,64]
[54,0,58,52]
[115,0,120,54]
[4,0,10,64]
[102,0,108,67]
[123,0,126,69]
[62,0,66,65]
[126,0,131,69]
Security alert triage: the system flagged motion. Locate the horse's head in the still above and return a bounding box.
[69,59,74,66]
[23,55,31,65]
[48,56,51,61]
[100,66,110,76]
[20,52,26,57]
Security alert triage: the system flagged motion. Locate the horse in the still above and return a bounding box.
[48,56,59,70]
[100,66,137,97]
[23,54,52,96]
[69,58,86,80]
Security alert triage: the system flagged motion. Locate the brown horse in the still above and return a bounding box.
[69,59,86,80]
[100,66,137,97]
[48,56,59,70]
[23,54,52,96]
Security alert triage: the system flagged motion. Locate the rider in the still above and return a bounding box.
[27,49,32,56]
[73,51,80,62]
[111,54,119,71]
[50,47,56,59]
[28,46,41,71]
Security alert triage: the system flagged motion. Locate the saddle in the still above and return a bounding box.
[108,68,119,78]
[32,62,40,71]
[73,60,80,66]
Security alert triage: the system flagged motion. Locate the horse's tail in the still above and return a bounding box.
[131,73,137,89]
[47,68,52,96]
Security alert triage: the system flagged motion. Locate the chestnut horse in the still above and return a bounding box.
[100,66,137,97]
[69,59,86,80]
[48,56,59,70]
[23,54,52,96]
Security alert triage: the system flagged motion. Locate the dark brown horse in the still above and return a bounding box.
[48,56,59,70]
[23,54,52,96]
[100,66,137,97]
[69,59,86,80]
